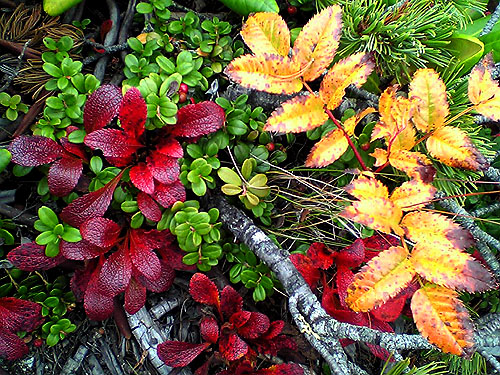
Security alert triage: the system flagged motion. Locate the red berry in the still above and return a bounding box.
[33,339,43,347]
[179,83,189,94]
[265,142,275,151]
[179,92,187,103]
[360,143,370,151]
[287,6,297,15]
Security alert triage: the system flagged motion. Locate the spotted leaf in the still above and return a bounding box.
[305,128,349,167]
[389,179,436,211]
[83,84,122,133]
[170,101,225,138]
[9,135,62,166]
[189,273,220,310]
[240,12,290,56]
[157,341,210,367]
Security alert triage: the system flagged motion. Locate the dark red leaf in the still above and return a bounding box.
[0,328,30,360]
[260,320,284,340]
[0,297,43,332]
[137,192,162,222]
[60,238,105,260]
[84,84,122,133]
[256,363,304,375]
[230,311,251,328]
[9,135,62,166]
[147,152,180,185]
[200,316,219,344]
[130,163,155,195]
[362,234,400,252]
[336,265,354,308]
[366,343,393,362]
[189,273,220,309]
[238,312,270,339]
[157,241,195,271]
[104,155,134,167]
[47,155,83,197]
[290,253,320,290]
[80,217,121,248]
[153,180,186,208]
[84,257,115,320]
[60,172,122,227]
[307,242,334,270]
[60,137,87,161]
[194,361,211,375]
[8,242,64,271]
[335,239,365,268]
[370,294,406,322]
[220,286,243,319]
[124,277,147,315]
[98,247,132,297]
[134,260,175,293]
[219,331,248,361]
[257,334,297,356]
[321,285,368,325]
[119,87,147,138]
[129,229,162,281]
[71,260,97,301]
[156,137,183,158]
[171,101,225,138]
[157,341,210,367]
[85,129,142,159]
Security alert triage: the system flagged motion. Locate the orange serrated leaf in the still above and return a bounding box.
[410,243,496,292]
[411,284,474,357]
[305,128,348,167]
[319,52,375,110]
[409,68,449,132]
[224,54,302,94]
[346,246,415,311]
[264,94,327,133]
[390,179,436,211]
[240,13,290,57]
[468,54,498,105]
[370,148,388,167]
[387,149,436,183]
[345,176,388,200]
[426,126,489,171]
[341,198,404,236]
[401,211,474,250]
[291,5,342,81]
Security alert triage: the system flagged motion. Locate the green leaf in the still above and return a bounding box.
[192,180,207,196]
[43,0,83,16]
[44,296,60,308]
[445,34,484,75]
[241,159,254,180]
[136,2,154,13]
[0,228,14,245]
[217,0,278,15]
[46,333,59,346]
[218,167,241,185]
[45,241,60,257]
[90,156,103,174]
[221,184,242,196]
[182,252,200,265]
[253,284,266,302]
[61,227,82,242]
[38,206,59,228]
[130,212,144,229]
[43,63,63,78]
[0,149,11,173]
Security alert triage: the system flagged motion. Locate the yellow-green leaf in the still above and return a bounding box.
[264,94,327,133]
[346,246,415,311]
[224,54,302,94]
[409,68,449,132]
[305,128,348,167]
[390,179,436,211]
[291,5,342,81]
[468,54,498,105]
[426,126,489,171]
[240,12,290,57]
[411,284,474,357]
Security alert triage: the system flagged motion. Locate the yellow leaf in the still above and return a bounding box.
[475,95,500,121]
[305,128,348,167]
[344,107,377,136]
[370,148,388,167]
[341,198,404,235]
[264,94,327,133]
[344,176,388,200]
[291,5,342,81]
[319,52,375,110]
[410,243,496,292]
[346,246,415,311]
[426,126,489,171]
[390,179,436,211]
[401,211,474,250]
[411,284,474,357]
[468,54,498,105]
[387,149,436,183]
[409,68,449,132]
[224,54,302,94]
[240,13,290,57]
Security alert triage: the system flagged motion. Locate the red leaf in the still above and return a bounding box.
[60,238,104,260]
[190,273,220,310]
[60,137,87,161]
[124,277,147,315]
[129,229,162,281]
[219,332,248,361]
[307,242,334,269]
[9,135,62,166]
[200,316,219,344]
[137,192,162,222]
[130,163,155,195]
[237,312,270,339]
[119,87,147,138]
[85,129,142,159]
[84,257,115,320]
[157,240,195,271]
[157,341,210,367]
[370,294,406,322]
[98,247,132,297]
[0,328,30,360]
[84,84,122,133]
[256,363,304,375]
[260,320,284,340]
[220,286,243,319]
[60,172,122,227]
[366,343,393,362]
[8,242,64,271]
[47,155,83,197]
[362,234,400,251]
[134,260,175,293]
[290,253,320,289]
[0,297,43,333]
[80,217,122,248]
[230,311,251,328]
[336,265,355,308]
[71,260,97,301]
[157,137,183,158]
[335,239,365,268]
[153,180,186,208]
[171,101,225,137]
[147,152,180,185]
